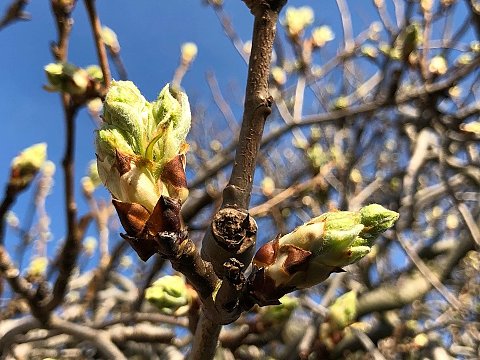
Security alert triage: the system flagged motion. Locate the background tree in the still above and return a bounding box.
[0,0,479,359]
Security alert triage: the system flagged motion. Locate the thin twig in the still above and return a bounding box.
[222,1,284,209]
[189,55,480,192]
[210,3,249,64]
[396,233,462,311]
[191,1,286,358]
[455,202,480,247]
[206,71,239,132]
[50,316,126,360]
[45,0,81,314]
[0,189,15,245]
[0,0,30,31]
[84,0,111,88]
[250,166,331,217]
[351,327,387,360]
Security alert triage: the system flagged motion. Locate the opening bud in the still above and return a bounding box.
[95,81,191,260]
[9,143,47,192]
[249,204,398,305]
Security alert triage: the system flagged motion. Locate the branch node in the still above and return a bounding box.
[201,207,257,278]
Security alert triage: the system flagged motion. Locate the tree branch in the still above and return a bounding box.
[223,0,285,209]
[190,314,221,360]
[0,0,30,31]
[44,0,81,314]
[84,0,111,88]
[356,224,476,317]
[191,1,286,358]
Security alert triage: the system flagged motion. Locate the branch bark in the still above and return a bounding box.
[84,0,112,87]
[44,0,81,315]
[191,1,286,358]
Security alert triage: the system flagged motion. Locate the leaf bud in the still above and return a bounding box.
[9,143,47,192]
[95,81,191,260]
[145,275,190,314]
[249,204,398,305]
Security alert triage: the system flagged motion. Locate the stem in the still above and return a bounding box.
[46,100,80,312]
[189,311,221,360]
[0,188,15,245]
[223,0,285,209]
[0,0,30,31]
[45,1,81,312]
[193,2,286,359]
[84,0,111,87]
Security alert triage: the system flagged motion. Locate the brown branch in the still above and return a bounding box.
[223,0,285,209]
[190,314,221,360]
[200,0,286,276]
[49,316,126,360]
[84,0,111,88]
[0,316,125,360]
[95,312,189,329]
[44,0,81,314]
[191,1,286,358]
[0,187,16,245]
[45,102,80,313]
[0,0,30,31]
[0,245,35,301]
[50,0,74,61]
[130,255,166,312]
[249,166,331,217]
[153,231,218,301]
[108,323,174,344]
[0,317,40,357]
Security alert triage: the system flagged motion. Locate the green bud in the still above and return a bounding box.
[81,160,101,196]
[282,6,314,37]
[331,96,349,110]
[391,23,421,61]
[261,295,298,323]
[311,26,335,47]
[101,26,120,53]
[86,65,103,83]
[96,81,191,212]
[328,291,357,330]
[150,84,191,167]
[27,257,48,277]
[145,275,189,314]
[358,204,399,246]
[9,143,47,191]
[44,62,90,95]
[87,160,101,188]
[251,204,398,305]
[181,42,198,63]
[96,81,191,261]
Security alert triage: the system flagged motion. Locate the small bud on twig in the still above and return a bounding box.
[9,143,47,193]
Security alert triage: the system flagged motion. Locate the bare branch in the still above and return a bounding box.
[84,0,111,88]
[0,0,30,31]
